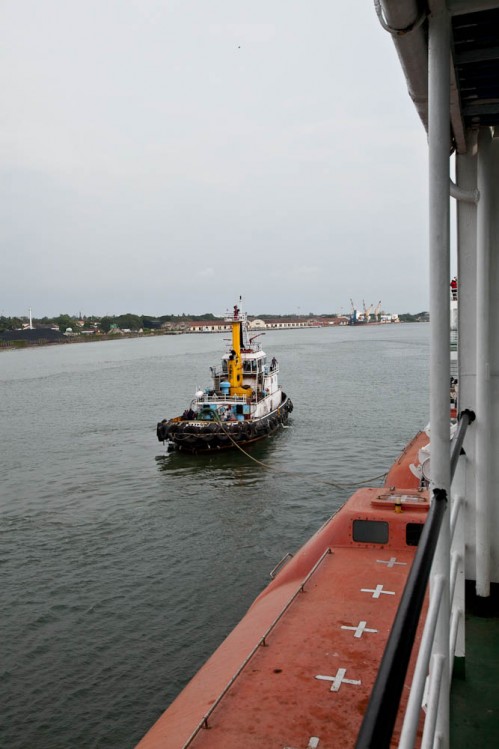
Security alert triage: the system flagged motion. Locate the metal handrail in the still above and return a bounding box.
[355,489,448,749]
[421,654,445,749]
[398,489,464,748]
[210,363,277,378]
[355,409,475,749]
[194,393,249,404]
[397,573,446,749]
[450,409,475,477]
[449,495,464,543]
[449,607,463,681]
[269,552,293,579]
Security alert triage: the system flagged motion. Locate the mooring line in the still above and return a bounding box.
[209,412,388,490]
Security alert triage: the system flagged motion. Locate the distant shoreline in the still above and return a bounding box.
[0,321,424,352]
[0,330,179,352]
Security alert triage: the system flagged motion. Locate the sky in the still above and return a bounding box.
[1,1,431,318]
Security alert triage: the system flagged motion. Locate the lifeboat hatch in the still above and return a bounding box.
[371,493,429,511]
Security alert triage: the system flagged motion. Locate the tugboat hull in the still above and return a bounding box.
[157,393,293,453]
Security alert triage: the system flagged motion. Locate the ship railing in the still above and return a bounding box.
[210,362,276,378]
[355,409,475,749]
[224,310,247,324]
[194,393,249,405]
[194,389,280,409]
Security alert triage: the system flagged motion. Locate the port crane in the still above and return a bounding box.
[374,300,382,321]
[349,298,358,324]
[362,299,373,323]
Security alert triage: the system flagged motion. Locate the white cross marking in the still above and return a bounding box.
[361,584,395,599]
[377,557,407,568]
[283,739,320,749]
[316,667,361,692]
[341,620,378,638]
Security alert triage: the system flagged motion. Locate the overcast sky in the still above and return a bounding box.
[1,1,432,318]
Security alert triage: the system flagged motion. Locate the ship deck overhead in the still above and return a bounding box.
[379,1,499,151]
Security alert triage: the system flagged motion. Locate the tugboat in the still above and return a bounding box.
[156,303,293,453]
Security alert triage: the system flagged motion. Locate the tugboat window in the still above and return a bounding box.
[406,523,424,546]
[352,520,389,544]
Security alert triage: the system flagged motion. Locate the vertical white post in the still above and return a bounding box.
[450,457,465,660]
[475,127,492,597]
[455,132,477,584]
[428,3,451,747]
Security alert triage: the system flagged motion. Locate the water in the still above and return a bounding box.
[0,324,429,748]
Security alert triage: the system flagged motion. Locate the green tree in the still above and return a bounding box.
[99,316,114,333]
[115,313,143,331]
[0,316,23,331]
[55,314,76,332]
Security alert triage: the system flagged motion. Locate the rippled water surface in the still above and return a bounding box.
[1,325,429,748]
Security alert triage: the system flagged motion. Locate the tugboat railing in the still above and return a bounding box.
[195,393,249,405]
[193,387,282,407]
[210,362,277,378]
[355,410,475,749]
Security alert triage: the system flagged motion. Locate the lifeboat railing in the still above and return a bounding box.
[355,409,475,749]
[181,547,333,749]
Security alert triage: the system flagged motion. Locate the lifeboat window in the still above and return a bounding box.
[352,519,389,544]
[406,523,424,546]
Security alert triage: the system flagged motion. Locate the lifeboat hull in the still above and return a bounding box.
[137,434,429,748]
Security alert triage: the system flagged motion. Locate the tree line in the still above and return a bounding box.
[0,312,219,333]
[0,310,429,334]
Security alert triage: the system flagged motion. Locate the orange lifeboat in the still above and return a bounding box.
[136,455,429,749]
[384,430,429,490]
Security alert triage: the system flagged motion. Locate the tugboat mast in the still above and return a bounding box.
[227,301,247,397]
